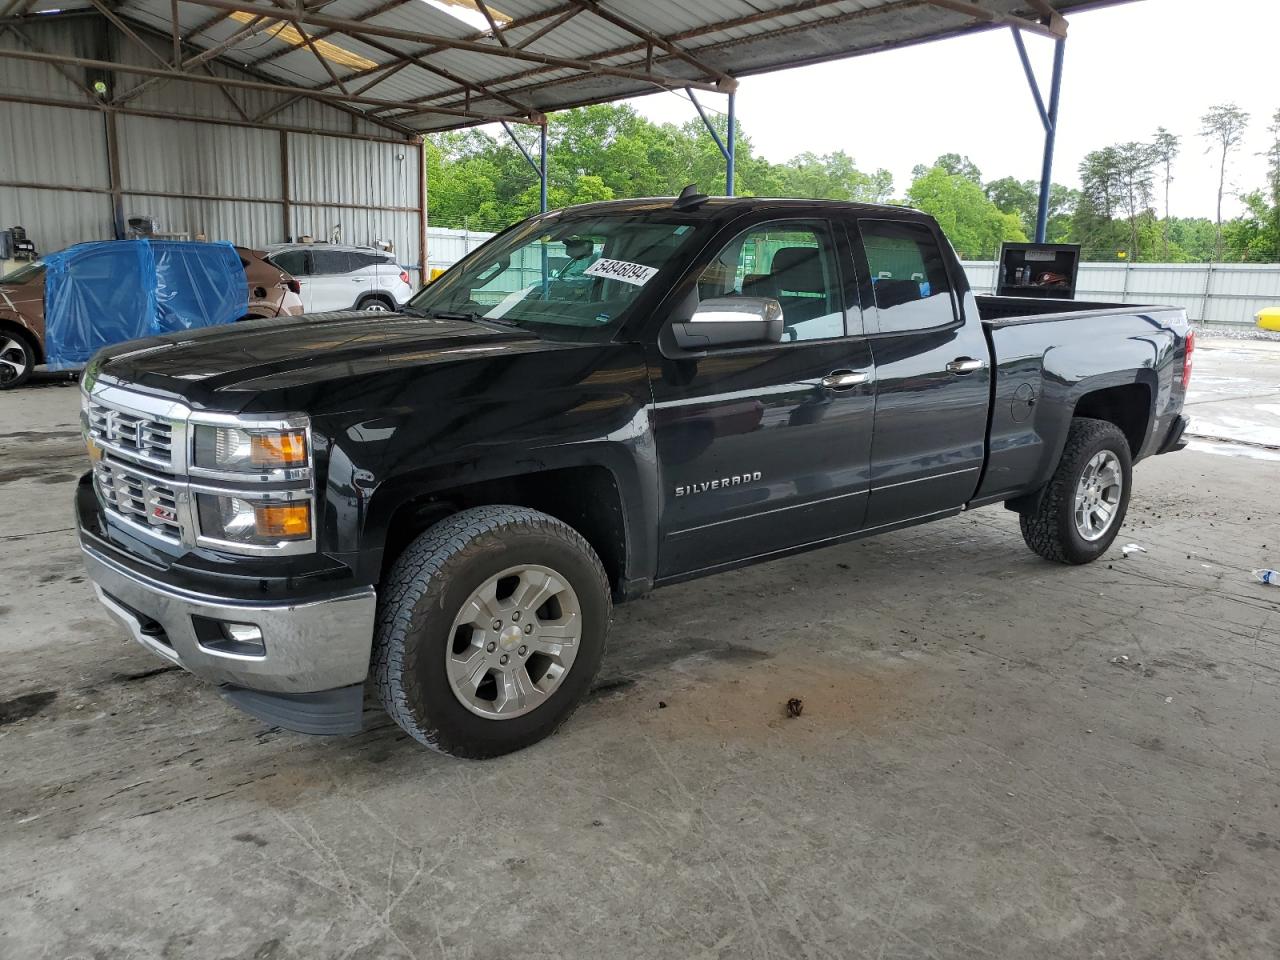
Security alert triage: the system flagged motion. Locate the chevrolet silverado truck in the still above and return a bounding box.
[76,194,1193,758]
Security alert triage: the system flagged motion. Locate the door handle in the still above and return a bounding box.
[946,357,986,375]
[821,369,869,390]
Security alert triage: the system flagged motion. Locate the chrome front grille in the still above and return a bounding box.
[87,401,175,467]
[94,461,184,543]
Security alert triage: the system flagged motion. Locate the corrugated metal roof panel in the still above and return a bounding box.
[6,0,1131,135]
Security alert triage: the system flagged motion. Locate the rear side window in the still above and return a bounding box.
[859,220,955,333]
[311,249,354,275]
[348,252,385,270]
[269,250,308,276]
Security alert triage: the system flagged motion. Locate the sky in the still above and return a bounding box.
[620,0,1279,220]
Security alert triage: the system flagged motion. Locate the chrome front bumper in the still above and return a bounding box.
[81,542,377,695]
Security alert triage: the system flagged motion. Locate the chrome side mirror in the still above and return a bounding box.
[672,296,784,350]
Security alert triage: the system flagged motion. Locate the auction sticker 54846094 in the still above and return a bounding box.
[583,258,659,286]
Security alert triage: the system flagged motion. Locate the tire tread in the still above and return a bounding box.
[371,505,610,758]
[1019,417,1130,564]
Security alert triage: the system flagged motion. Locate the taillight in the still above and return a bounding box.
[399,270,410,285]
[286,278,301,294]
[1182,329,1195,388]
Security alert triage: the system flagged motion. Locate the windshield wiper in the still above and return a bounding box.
[420,309,522,329]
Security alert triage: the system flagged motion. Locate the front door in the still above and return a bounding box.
[854,218,992,527]
[649,218,876,579]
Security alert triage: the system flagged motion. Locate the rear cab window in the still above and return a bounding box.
[858,220,956,333]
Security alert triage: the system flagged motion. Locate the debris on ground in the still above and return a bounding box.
[1122,543,1147,557]
[785,697,804,718]
[1109,655,1130,665]
[1164,696,1174,704]
[658,701,667,709]
[1253,569,1279,586]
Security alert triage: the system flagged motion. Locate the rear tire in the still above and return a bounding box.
[0,327,37,389]
[372,506,611,758]
[356,295,393,313]
[1019,417,1133,564]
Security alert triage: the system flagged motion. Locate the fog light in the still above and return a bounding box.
[223,622,263,645]
[192,616,267,658]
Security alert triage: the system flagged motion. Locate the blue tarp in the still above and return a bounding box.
[43,239,247,369]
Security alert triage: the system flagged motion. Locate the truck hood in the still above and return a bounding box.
[93,310,561,401]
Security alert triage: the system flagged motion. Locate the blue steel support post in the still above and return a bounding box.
[1035,38,1066,243]
[539,121,549,293]
[725,90,736,197]
[539,121,548,214]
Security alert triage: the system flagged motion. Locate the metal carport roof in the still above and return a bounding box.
[0,0,1127,135]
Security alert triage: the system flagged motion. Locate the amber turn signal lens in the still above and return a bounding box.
[250,430,307,468]
[254,503,311,539]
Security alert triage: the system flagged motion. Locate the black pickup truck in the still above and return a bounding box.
[76,195,1193,757]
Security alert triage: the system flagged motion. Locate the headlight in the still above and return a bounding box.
[193,424,308,474]
[196,494,312,545]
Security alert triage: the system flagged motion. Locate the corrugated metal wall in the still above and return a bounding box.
[962,261,1280,326]
[0,17,425,280]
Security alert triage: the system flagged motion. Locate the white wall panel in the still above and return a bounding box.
[0,185,112,255]
[117,115,280,199]
[0,101,108,188]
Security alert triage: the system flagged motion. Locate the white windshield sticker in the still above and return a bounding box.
[583,258,659,286]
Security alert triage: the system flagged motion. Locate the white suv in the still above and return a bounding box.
[264,244,415,314]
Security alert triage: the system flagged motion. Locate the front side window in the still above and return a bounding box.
[697,220,845,342]
[407,213,704,342]
[859,220,955,333]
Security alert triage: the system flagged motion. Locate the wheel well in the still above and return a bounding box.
[380,466,628,596]
[0,319,41,364]
[1073,384,1151,455]
[357,292,395,307]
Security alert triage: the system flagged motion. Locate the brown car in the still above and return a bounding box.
[0,245,303,389]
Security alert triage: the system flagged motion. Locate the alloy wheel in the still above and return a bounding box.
[1073,449,1123,541]
[445,564,582,720]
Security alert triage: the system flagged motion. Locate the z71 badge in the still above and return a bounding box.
[674,472,762,497]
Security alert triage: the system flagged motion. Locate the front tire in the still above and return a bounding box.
[372,506,611,758]
[0,327,37,389]
[1019,417,1133,564]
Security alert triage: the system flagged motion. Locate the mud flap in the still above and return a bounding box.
[220,683,365,735]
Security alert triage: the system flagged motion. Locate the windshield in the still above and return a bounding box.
[1,261,44,285]
[407,212,704,341]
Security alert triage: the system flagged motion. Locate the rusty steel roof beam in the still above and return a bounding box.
[394,0,867,117]
[568,1,736,90]
[168,0,729,94]
[245,0,411,66]
[921,0,1066,38]
[0,44,534,124]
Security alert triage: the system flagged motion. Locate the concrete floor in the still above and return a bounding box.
[2,338,1278,959]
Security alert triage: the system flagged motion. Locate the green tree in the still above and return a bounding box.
[1152,127,1180,259]
[774,151,893,202]
[913,153,982,184]
[906,165,1025,259]
[1200,103,1250,259]
[985,176,1078,242]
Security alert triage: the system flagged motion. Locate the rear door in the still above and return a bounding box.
[649,216,876,578]
[308,249,362,311]
[853,218,991,527]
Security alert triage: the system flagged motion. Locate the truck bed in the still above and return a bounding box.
[976,294,1181,326]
